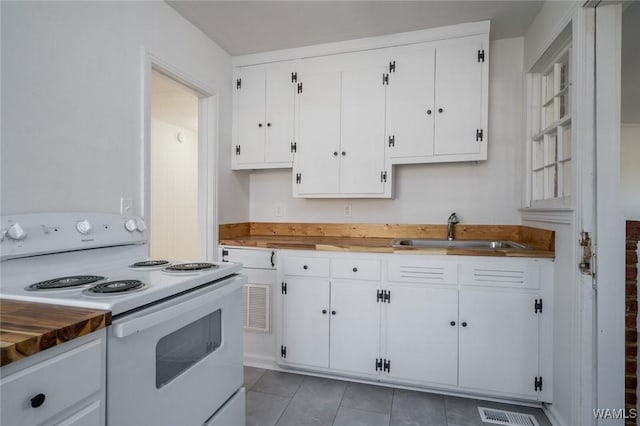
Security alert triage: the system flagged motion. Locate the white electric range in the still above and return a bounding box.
[0,212,246,426]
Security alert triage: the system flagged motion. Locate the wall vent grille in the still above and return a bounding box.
[242,284,270,333]
[478,407,539,426]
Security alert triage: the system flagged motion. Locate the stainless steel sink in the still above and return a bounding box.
[391,239,530,249]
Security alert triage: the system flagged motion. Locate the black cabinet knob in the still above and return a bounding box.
[303,265,308,270]
[438,108,444,113]
[333,152,338,156]
[450,321,456,326]
[341,151,346,156]
[461,322,467,327]
[267,123,271,127]
[427,109,432,115]
[322,309,327,314]
[258,123,263,127]
[331,310,336,315]
[352,267,358,272]
[30,393,46,408]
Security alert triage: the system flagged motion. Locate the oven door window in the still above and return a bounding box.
[156,309,222,388]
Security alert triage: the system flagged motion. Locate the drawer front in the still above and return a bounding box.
[331,258,381,281]
[460,262,540,289]
[0,339,103,426]
[283,256,330,277]
[221,247,276,270]
[387,259,458,284]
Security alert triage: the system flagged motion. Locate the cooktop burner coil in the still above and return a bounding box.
[26,275,105,290]
[85,279,147,295]
[164,262,218,272]
[129,260,170,268]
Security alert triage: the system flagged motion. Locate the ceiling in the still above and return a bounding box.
[151,70,199,132]
[167,1,545,56]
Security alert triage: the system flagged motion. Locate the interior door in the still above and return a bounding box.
[434,36,484,156]
[265,63,295,164]
[294,71,341,195]
[339,66,387,194]
[236,68,266,164]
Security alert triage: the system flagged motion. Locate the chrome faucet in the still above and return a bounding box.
[447,212,459,241]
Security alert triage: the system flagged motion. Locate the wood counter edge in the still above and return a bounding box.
[0,300,111,367]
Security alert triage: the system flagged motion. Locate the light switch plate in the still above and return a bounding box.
[120,198,133,215]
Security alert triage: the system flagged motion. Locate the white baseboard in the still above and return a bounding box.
[243,354,278,370]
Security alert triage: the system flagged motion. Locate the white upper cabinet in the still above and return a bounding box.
[232,61,295,169]
[386,35,488,164]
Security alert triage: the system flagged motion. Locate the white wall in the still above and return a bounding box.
[150,120,199,260]
[0,1,250,223]
[249,37,524,225]
[621,125,640,220]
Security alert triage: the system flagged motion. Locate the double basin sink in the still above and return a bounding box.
[391,239,530,250]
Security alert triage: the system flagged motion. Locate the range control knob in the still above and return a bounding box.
[7,223,27,241]
[75,219,92,235]
[124,219,137,232]
[135,218,147,232]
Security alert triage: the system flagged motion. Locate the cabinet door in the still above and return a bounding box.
[386,47,436,161]
[339,66,386,195]
[434,36,484,156]
[236,68,266,164]
[329,280,381,376]
[385,284,458,386]
[458,289,539,397]
[281,277,330,368]
[265,67,295,164]
[294,71,341,195]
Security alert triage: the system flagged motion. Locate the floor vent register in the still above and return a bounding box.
[478,407,540,426]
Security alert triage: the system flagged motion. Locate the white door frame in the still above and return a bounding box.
[593,2,626,421]
[142,51,219,261]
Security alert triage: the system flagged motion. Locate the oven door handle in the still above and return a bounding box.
[111,277,243,338]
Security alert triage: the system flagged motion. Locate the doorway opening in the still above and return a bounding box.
[150,69,203,260]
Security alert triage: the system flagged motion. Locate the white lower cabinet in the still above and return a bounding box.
[277,250,553,402]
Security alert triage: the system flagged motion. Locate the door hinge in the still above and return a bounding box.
[476,129,484,142]
[281,345,287,358]
[291,72,297,83]
[295,173,302,184]
[383,359,391,373]
[478,50,485,63]
[389,61,396,73]
[376,289,384,302]
[534,376,543,392]
[375,358,383,371]
[579,231,594,276]
[291,142,297,153]
[235,145,241,156]
[236,78,242,89]
[388,135,395,147]
[221,249,229,262]
[297,82,303,94]
[382,73,389,85]
[381,171,388,183]
[384,290,391,303]
[534,298,543,314]
[281,281,287,295]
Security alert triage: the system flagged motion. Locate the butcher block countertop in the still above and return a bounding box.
[0,300,111,367]
[219,222,555,258]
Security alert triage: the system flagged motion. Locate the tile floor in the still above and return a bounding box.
[244,367,552,426]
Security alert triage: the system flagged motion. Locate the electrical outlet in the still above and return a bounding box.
[343,204,352,217]
[275,204,284,217]
[120,198,133,215]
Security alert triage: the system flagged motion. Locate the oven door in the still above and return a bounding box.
[107,275,245,426]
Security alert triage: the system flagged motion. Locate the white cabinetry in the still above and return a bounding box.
[0,330,106,426]
[232,61,296,169]
[386,35,488,164]
[293,53,390,198]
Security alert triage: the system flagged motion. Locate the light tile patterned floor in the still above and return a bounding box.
[244,367,552,426]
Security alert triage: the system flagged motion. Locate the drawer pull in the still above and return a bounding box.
[461,322,468,328]
[450,321,456,326]
[352,267,358,272]
[331,310,337,315]
[30,393,46,408]
[303,265,308,270]
[322,309,327,314]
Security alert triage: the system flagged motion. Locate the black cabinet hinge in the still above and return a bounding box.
[376,289,384,302]
[295,173,302,184]
[281,282,287,295]
[281,345,287,358]
[381,171,387,183]
[384,290,391,303]
[291,142,297,153]
[221,249,229,262]
[297,82,303,94]
[383,359,391,373]
[476,129,484,142]
[534,298,543,314]
[388,135,395,147]
[236,78,242,89]
[382,73,389,85]
[235,145,241,155]
[478,50,485,63]
[389,61,396,73]
[291,72,297,83]
[534,376,543,391]
[375,358,383,371]
[377,289,391,303]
